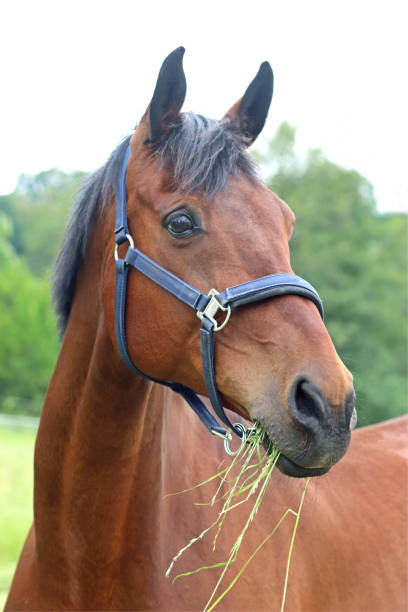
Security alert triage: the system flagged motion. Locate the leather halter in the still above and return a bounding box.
[114,145,324,442]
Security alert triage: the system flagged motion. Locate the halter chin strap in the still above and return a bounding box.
[114,146,324,440]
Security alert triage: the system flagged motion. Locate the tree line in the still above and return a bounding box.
[0,124,406,425]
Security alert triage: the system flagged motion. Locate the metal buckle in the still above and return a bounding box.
[197,289,231,332]
[114,233,134,261]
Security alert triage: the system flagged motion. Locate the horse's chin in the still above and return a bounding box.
[275,454,331,478]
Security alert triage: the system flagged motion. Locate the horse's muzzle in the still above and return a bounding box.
[261,381,356,478]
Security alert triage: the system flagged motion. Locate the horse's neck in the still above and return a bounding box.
[33,291,226,593]
[35,301,170,567]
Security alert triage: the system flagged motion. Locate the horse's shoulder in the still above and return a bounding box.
[353,414,408,460]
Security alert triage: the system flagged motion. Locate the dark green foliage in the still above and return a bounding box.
[0,169,86,276]
[0,215,59,415]
[261,123,407,425]
[0,169,86,415]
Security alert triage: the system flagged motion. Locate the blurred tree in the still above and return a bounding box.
[0,169,85,276]
[0,169,85,416]
[258,123,407,425]
[0,213,59,415]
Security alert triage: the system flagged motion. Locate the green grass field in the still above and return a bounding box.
[0,421,37,607]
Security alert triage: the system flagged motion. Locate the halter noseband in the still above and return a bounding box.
[114,146,324,445]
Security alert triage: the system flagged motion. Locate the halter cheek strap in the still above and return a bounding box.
[113,145,324,442]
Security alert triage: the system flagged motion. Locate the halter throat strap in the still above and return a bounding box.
[113,145,324,440]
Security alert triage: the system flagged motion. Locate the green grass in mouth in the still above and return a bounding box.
[165,424,310,612]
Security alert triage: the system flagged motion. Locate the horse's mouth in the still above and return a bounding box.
[261,431,331,479]
[224,404,333,478]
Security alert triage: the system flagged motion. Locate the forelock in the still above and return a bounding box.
[152,112,258,197]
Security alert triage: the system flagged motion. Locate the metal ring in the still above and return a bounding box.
[224,422,247,456]
[114,233,134,261]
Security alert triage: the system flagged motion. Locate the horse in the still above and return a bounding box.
[5,47,407,611]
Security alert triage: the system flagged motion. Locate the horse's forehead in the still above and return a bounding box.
[129,163,284,222]
[211,179,292,227]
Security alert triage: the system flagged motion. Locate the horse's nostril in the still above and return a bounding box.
[289,379,327,433]
[295,381,322,420]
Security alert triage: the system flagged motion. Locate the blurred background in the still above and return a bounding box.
[0,0,406,604]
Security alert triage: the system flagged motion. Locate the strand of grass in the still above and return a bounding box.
[166,517,221,579]
[256,437,263,463]
[204,507,297,612]
[163,464,230,499]
[173,559,233,582]
[280,477,310,612]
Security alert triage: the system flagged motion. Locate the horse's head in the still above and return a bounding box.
[104,48,356,478]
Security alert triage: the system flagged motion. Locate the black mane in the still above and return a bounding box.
[52,136,131,334]
[53,113,257,334]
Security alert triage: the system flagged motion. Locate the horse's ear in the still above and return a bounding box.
[224,62,273,145]
[148,47,187,143]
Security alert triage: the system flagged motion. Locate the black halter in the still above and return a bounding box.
[114,145,324,442]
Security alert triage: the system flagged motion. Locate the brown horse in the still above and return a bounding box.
[5,48,407,611]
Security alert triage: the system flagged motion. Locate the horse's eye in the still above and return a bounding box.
[164,210,200,238]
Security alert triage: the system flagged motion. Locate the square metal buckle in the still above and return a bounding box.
[197,288,231,332]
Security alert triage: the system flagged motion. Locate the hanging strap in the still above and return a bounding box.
[114,146,131,245]
[114,257,229,438]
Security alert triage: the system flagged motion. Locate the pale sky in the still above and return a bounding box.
[1,0,407,213]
